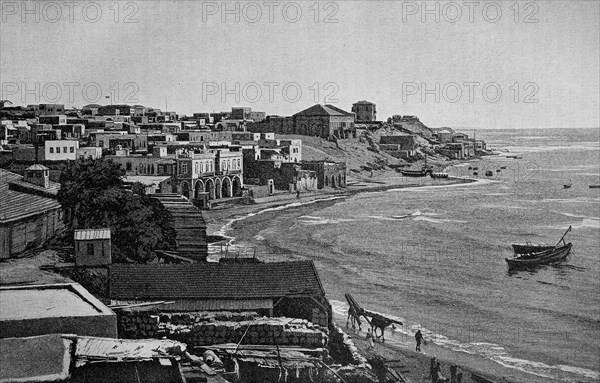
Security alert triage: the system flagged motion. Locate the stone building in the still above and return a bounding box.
[301,160,347,189]
[247,115,294,135]
[352,100,377,122]
[379,135,418,160]
[293,104,356,140]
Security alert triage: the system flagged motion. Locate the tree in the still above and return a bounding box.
[58,158,175,263]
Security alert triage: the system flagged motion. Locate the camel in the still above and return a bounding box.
[345,293,403,343]
[346,304,363,331]
[368,314,395,343]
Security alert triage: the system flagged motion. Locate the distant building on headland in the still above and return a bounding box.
[352,100,376,122]
[248,104,356,140]
[379,135,418,160]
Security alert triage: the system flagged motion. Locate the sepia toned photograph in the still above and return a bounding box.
[0,1,598,382]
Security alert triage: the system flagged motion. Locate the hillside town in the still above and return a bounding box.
[1,100,489,383]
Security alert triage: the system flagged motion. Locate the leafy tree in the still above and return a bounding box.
[58,158,175,263]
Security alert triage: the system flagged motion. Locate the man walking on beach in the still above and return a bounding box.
[415,329,424,352]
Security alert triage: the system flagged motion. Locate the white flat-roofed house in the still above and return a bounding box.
[0,283,117,339]
[44,140,79,161]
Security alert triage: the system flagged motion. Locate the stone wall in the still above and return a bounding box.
[327,325,369,367]
[117,310,328,349]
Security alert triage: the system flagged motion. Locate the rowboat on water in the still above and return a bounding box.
[590,185,600,189]
[506,226,573,269]
[512,244,555,254]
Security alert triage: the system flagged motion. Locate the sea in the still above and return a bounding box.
[213,128,600,383]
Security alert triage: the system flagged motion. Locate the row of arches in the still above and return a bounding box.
[324,173,346,188]
[179,176,243,201]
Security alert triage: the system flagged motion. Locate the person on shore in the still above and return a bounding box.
[429,357,437,380]
[365,328,374,350]
[415,329,424,352]
[431,361,440,383]
[296,189,301,199]
[434,362,447,383]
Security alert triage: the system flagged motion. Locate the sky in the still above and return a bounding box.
[1,0,599,129]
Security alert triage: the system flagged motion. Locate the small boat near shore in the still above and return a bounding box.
[398,156,432,177]
[590,185,600,189]
[506,226,573,269]
[398,168,432,177]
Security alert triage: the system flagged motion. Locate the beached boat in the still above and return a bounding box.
[398,156,432,177]
[399,168,432,177]
[431,172,448,179]
[506,226,573,269]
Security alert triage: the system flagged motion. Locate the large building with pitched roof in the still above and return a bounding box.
[248,105,356,140]
[292,104,356,140]
[0,165,63,258]
[108,260,331,325]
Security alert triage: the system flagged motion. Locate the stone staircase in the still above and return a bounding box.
[151,194,208,261]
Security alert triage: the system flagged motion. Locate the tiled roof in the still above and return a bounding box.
[109,261,325,300]
[74,228,111,241]
[294,104,354,117]
[0,168,61,223]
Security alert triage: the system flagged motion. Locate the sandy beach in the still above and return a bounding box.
[342,323,550,383]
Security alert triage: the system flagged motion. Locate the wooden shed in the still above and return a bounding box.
[74,228,111,266]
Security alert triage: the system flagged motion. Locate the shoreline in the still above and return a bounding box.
[201,170,573,383]
[203,171,476,235]
[341,321,552,383]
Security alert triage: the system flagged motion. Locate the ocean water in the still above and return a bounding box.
[217,128,600,382]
